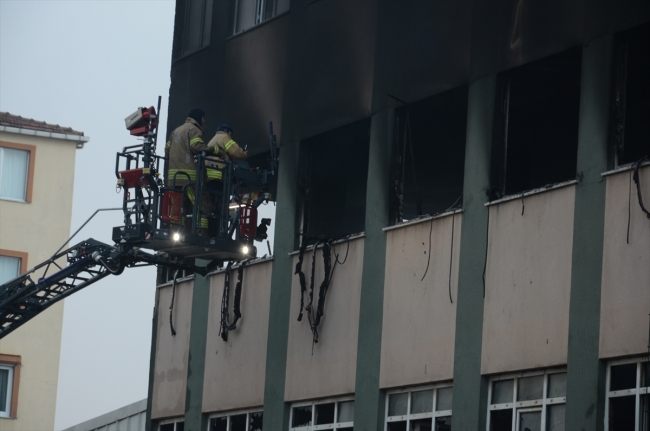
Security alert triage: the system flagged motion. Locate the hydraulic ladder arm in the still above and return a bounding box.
[0,238,208,339]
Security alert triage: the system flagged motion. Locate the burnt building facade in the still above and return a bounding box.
[148,1,650,430]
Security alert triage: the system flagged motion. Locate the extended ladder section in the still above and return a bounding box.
[0,238,204,339]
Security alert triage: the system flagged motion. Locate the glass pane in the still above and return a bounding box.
[0,369,8,413]
[202,0,213,46]
[490,409,513,431]
[315,403,335,425]
[410,418,432,431]
[249,411,263,431]
[411,390,433,414]
[436,387,453,411]
[230,414,246,431]
[517,375,544,401]
[611,363,637,391]
[0,256,21,286]
[159,425,174,431]
[276,0,289,15]
[0,148,29,201]
[519,411,541,431]
[210,417,227,431]
[435,416,452,431]
[176,422,184,431]
[388,422,407,431]
[264,0,275,21]
[292,405,312,427]
[235,0,257,33]
[547,404,566,431]
[388,393,408,416]
[548,373,567,398]
[609,395,635,431]
[492,379,514,404]
[183,0,204,53]
[338,401,354,422]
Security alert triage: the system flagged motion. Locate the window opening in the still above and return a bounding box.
[0,147,30,202]
[233,0,290,34]
[158,418,185,431]
[612,22,650,167]
[487,369,566,431]
[385,384,453,431]
[210,409,263,431]
[299,119,370,242]
[491,48,582,198]
[158,260,195,285]
[290,398,354,431]
[606,357,650,431]
[180,0,213,57]
[390,87,468,223]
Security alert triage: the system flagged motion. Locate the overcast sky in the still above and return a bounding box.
[1,1,274,429]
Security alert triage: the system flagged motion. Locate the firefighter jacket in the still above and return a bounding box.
[205,131,247,181]
[165,117,222,185]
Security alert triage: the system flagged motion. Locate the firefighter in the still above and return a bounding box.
[165,108,222,235]
[204,124,248,237]
[207,124,248,161]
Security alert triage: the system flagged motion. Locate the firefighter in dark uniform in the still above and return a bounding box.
[165,108,222,235]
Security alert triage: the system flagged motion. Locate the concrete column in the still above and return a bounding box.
[261,137,300,429]
[352,108,393,431]
[184,265,211,431]
[565,34,612,431]
[450,75,496,431]
[261,0,310,427]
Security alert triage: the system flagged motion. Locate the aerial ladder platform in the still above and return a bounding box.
[0,98,277,339]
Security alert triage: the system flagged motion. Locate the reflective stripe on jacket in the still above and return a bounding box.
[207,131,247,161]
[165,118,222,185]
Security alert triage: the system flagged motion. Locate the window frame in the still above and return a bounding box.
[0,354,21,419]
[605,356,650,431]
[486,368,567,431]
[178,0,213,59]
[0,142,36,203]
[207,406,263,430]
[0,250,28,284]
[231,0,289,35]
[384,383,453,431]
[158,417,185,431]
[289,396,355,431]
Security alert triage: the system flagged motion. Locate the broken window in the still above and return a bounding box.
[290,398,354,430]
[299,119,370,244]
[386,384,453,431]
[391,86,468,223]
[491,48,582,198]
[607,358,650,431]
[612,22,650,166]
[209,409,263,431]
[488,370,566,431]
